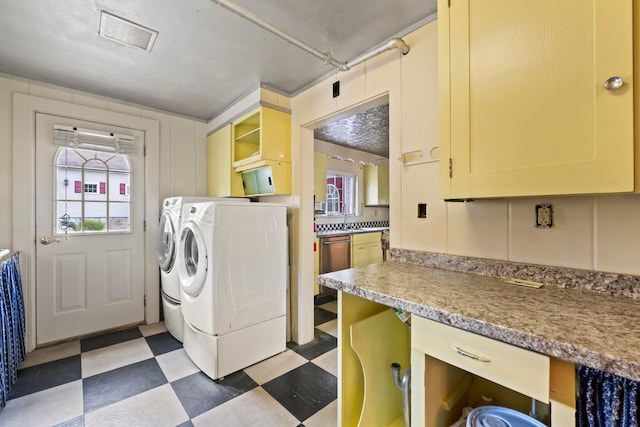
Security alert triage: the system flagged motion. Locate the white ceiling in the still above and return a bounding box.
[0,0,437,122]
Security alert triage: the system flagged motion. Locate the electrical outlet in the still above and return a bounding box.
[535,204,553,228]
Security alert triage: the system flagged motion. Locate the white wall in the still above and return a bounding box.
[0,74,208,251]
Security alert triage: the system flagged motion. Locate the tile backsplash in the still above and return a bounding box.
[316,221,389,232]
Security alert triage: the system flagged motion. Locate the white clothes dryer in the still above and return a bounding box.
[157,196,247,341]
[178,200,287,380]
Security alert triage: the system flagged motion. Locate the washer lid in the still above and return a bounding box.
[157,210,176,272]
[466,406,546,427]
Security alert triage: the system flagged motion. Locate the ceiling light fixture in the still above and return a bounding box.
[99,11,158,52]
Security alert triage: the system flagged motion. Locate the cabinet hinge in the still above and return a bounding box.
[143,145,147,157]
[143,220,147,232]
[448,0,451,7]
[448,158,453,178]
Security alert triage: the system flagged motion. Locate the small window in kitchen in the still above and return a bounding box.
[326,174,356,216]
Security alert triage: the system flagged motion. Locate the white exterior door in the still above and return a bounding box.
[35,113,145,345]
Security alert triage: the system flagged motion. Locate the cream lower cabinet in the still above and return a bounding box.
[351,232,383,268]
[339,292,411,427]
[411,316,575,426]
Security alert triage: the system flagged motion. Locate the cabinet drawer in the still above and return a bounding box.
[352,232,381,245]
[413,316,549,402]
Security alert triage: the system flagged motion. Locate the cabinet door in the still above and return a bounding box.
[261,106,291,163]
[364,165,378,205]
[367,241,383,264]
[364,165,389,206]
[314,152,327,203]
[352,244,368,268]
[439,0,634,199]
[377,165,389,205]
[207,124,244,197]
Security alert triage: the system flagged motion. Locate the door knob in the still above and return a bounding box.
[603,76,624,90]
[40,236,60,245]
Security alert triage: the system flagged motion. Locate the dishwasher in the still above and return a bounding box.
[319,234,351,296]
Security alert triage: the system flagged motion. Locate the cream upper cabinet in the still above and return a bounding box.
[207,124,244,197]
[314,152,327,203]
[364,165,389,206]
[232,106,291,171]
[231,105,292,196]
[439,0,635,199]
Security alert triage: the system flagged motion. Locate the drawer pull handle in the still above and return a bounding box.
[450,345,491,363]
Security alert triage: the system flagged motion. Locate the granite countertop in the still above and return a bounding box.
[318,261,640,382]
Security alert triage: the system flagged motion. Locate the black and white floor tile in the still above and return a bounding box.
[1,299,339,427]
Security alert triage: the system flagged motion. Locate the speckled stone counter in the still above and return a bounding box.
[318,260,640,382]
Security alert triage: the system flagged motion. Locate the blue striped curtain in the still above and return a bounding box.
[577,365,639,427]
[0,253,26,409]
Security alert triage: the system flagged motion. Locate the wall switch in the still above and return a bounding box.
[535,204,553,228]
[418,203,427,218]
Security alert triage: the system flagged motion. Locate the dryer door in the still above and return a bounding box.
[179,222,208,297]
[157,210,176,272]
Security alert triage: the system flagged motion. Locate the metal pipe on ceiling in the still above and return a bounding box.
[210,0,410,71]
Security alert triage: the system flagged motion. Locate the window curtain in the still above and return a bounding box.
[577,365,639,427]
[0,252,26,409]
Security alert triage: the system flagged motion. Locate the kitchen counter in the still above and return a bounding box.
[318,260,640,382]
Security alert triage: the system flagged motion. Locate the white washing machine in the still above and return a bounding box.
[157,196,248,341]
[178,200,287,380]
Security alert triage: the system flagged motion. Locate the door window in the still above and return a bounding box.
[55,147,131,235]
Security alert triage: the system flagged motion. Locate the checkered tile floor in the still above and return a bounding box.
[1,299,339,427]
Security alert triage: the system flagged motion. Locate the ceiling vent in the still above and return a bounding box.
[99,11,158,52]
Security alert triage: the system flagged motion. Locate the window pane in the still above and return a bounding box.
[106,154,130,172]
[109,202,130,231]
[84,202,107,232]
[56,201,82,234]
[56,148,84,167]
[84,171,107,201]
[109,171,130,201]
[85,159,107,171]
[56,170,82,200]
